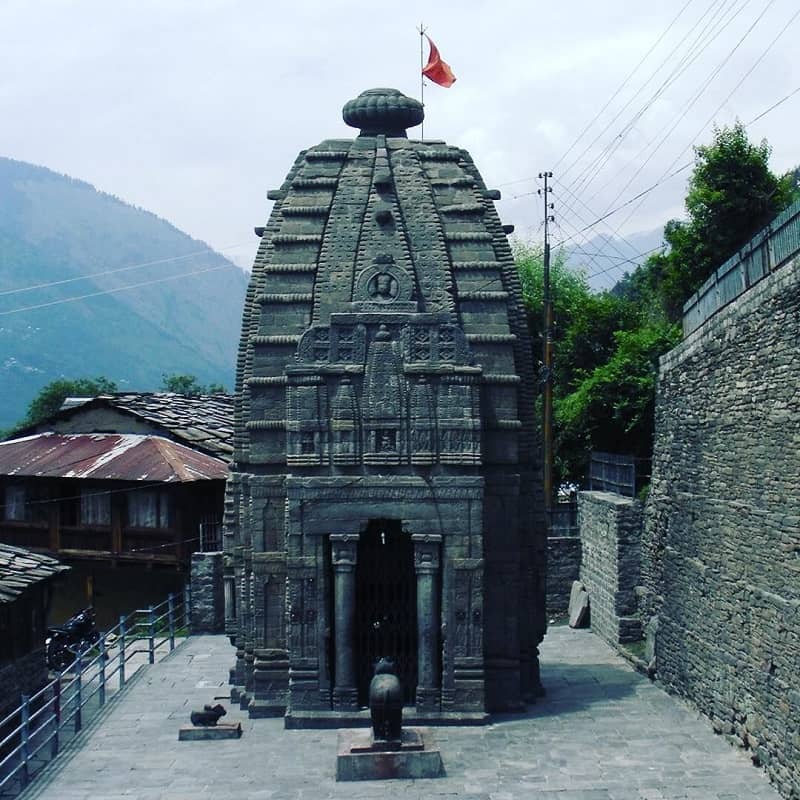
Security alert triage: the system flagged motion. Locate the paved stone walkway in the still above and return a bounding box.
[19,627,781,800]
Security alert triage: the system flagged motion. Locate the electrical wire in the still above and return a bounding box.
[748,84,800,123]
[570,0,751,200]
[551,0,694,174]
[560,0,733,188]
[611,2,800,235]
[577,0,750,201]
[0,240,250,297]
[0,264,232,316]
[595,0,778,218]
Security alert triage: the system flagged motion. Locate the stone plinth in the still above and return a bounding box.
[336,728,444,781]
[178,722,242,741]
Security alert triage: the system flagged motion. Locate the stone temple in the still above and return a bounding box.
[224,88,546,723]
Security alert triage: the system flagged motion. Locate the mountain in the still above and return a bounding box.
[0,157,249,430]
[562,227,665,291]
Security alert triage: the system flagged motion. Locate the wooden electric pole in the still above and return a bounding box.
[539,171,555,513]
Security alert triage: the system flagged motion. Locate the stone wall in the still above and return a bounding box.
[190,552,224,634]
[547,537,580,615]
[641,256,800,799]
[578,491,642,645]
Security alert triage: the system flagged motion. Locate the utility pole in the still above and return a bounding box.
[538,172,555,514]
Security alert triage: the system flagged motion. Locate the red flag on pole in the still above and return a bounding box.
[422,35,456,88]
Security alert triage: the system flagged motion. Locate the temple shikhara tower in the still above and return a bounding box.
[225,88,546,723]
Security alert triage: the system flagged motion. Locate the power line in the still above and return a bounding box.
[570,0,751,200]
[748,84,800,123]
[552,0,694,174]
[553,161,693,247]
[611,2,800,235]
[0,240,250,297]
[553,178,641,260]
[497,0,721,194]
[0,264,231,316]
[582,245,666,281]
[560,0,732,188]
[595,0,777,218]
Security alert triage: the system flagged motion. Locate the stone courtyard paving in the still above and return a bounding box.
[19,627,781,800]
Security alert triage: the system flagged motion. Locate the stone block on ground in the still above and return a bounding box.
[568,580,590,628]
[178,722,242,741]
[336,728,444,781]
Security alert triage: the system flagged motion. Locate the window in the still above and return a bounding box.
[80,488,111,526]
[128,489,171,528]
[3,484,26,521]
[3,482,49,523]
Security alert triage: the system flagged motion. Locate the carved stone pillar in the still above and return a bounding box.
[413,533,442,711]
[331,534,359,709]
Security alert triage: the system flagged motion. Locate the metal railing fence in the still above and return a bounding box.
[682,198,800,335]
[589,451,650,498]
[0,586,190,796]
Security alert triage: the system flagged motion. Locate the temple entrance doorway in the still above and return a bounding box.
[355,519,417,706]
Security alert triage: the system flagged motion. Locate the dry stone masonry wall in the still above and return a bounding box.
[190,552,224,634]
[577,492,642,644]
[641,255,800,799]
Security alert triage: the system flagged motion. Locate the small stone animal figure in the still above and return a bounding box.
[368,658,403,743]
[190,703,227,727]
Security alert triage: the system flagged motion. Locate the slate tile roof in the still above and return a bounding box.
[0,543,69,604]
[54,393,234,462]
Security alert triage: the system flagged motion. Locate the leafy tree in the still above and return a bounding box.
[21,376,117,428]
[160,373,227,396]
[515,243,647,484]
[624,122,795,320]
[556,322,680,482]
[517,124,793,489]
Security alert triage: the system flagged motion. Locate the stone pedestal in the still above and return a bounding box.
[336,728,444,781]
[178,723,242,741]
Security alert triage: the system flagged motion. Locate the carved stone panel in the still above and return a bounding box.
[363,325,405,464]
[453,566,483,658]
[287,569,317,661]
[353,255,416,312]
[264,576,286,649]
[287,378,328,466]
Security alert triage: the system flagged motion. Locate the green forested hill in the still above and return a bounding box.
[0,157,249,430]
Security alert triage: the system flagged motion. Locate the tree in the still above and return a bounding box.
[515,243,648,484]
[21,376,118,428]
[556,322,680,482]
[160,373,227,396]
[626,122,795,320]
[517,125,793,489]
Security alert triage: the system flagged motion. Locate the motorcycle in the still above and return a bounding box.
[45,607,101,672]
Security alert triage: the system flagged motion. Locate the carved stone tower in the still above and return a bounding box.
[225,88,546,723]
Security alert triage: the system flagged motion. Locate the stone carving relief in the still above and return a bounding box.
[353,255,416,311]
[287,320,482,466]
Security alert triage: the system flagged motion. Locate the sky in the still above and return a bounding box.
[1,0,798,286]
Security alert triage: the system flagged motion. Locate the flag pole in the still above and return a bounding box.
[418,23,425,140]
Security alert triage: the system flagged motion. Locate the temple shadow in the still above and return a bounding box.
[488,629,642,724]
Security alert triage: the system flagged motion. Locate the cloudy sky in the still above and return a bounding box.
[2,0,798,284]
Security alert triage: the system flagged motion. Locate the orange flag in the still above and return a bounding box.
[422,35,456,88]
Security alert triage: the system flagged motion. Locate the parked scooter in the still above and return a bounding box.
[45,607,101,671]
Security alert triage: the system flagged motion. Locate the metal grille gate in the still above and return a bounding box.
[355,520,417,706]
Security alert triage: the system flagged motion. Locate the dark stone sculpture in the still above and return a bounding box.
[368,658,403,743]
[190,703,227,726]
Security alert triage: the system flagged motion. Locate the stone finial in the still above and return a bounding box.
[342,88,424,137]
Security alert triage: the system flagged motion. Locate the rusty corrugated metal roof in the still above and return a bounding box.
[0,433,228,483]
[0,543,69,604]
